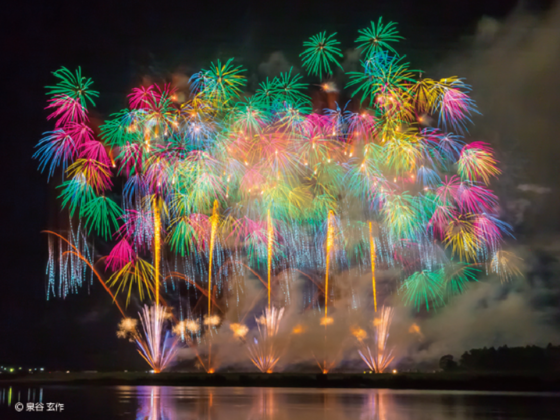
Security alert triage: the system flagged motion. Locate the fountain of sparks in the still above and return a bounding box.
[248,306,285,373]
[354,306,395,373]
[120,304,179,373]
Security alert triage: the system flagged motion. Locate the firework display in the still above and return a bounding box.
[35,19,517,373]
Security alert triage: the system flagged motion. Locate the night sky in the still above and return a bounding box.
[1,0,557,370]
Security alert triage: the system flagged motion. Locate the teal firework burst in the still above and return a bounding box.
[254,78,278,107]
[346,52,417,106]
[443,262,479,297]
[400,270,445,311]
[355,18,404,56]
[272,68,309,103]
[300,32,344,79]
[230,98,271,134]
[382,192,421,240]
[100,109,146,147]
[167,215,206,256]
[81,195,123,240]
[46,67,99,108]
[198,58,246,106]
[57,177,95,217]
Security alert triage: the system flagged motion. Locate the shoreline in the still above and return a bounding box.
[2,372,560,391]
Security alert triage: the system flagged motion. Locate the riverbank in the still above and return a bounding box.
[2,371,560,391]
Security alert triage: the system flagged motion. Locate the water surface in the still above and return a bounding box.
[1,385,559,419]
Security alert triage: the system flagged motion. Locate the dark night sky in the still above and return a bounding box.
[0,0,556,370]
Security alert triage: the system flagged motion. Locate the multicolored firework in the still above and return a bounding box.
[36,18,517,373]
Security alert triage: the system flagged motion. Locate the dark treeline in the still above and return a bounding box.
[440,344,560,372]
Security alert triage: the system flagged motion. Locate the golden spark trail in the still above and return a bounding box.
[320,211,335,373]
[267,209,273,311]
[207,200,219,372]
[208,200,219,316]
[325,210,334,322]
[153,201,161,306]
[369,222,377,313]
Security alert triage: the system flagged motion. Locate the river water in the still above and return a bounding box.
[0,385,559,419]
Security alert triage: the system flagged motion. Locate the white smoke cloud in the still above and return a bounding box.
[517,184,551,194]
[258,51,293,77]
[506,198,531,225]
[405,275,560,365]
